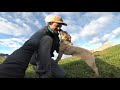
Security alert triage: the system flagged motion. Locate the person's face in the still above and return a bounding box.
[49,22,62,33]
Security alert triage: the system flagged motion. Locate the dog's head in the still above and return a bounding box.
[59,30,71,42]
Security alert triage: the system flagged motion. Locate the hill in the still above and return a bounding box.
[92,42,118,52]
[0,44,120,78]
[57,44,120,78]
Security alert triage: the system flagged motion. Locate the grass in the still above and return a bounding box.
[0,57,6,63]
[0,44,120,78]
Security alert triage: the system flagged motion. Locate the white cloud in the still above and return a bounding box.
[112,27,120,38]
[34,20,42,29]
[0,37,27,50]
[89,37,100,44]
[0,17,8,22]
[90,33,111,44]
[80,16,113,38]
[0,17,33,37]
[89,27,120,45]
[14,12,42,30]
[15,18,23,24]
[101,34,111,42]
[70,33,80,43]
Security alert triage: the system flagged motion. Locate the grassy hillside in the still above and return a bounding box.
[59,45,120,78]
[0,44,120,78]
[19,44,120,78]
[0,57,6,63]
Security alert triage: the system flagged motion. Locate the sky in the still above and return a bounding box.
[0,12,120,59]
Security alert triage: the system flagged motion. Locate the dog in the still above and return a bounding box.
[55,30,99,77]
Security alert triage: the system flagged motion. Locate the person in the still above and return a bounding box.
[0,15,67,78]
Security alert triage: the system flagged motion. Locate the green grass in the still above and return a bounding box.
[58,57,97,78]
[0,57,6,63]
[0,44,120,78]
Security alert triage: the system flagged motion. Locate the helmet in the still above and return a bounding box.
[48,16,67,26]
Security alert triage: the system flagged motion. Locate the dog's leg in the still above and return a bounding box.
[80,54,99,76]
[54,52,63,63]
[85,59,99,76]
[92,62,99,77]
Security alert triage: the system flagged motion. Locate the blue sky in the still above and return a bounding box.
[0,12,120,59]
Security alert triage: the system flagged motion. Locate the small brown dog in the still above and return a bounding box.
[55,30,99,76]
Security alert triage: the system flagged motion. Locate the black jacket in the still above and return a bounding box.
[24,26,60,57]
[29,26,60,65]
